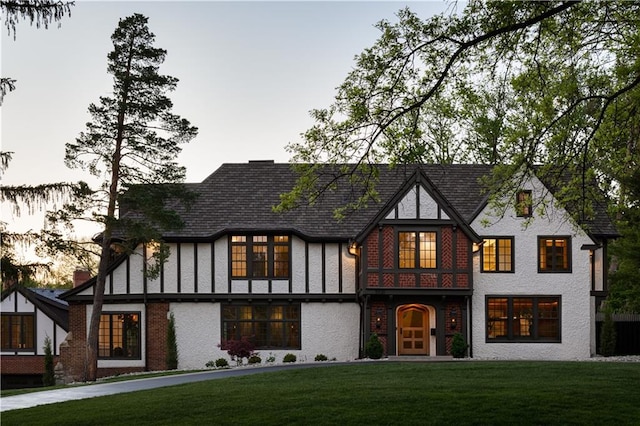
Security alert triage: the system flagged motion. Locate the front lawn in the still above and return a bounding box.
[3,361,639,425]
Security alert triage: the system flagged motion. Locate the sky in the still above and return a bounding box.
[2,0,449,241]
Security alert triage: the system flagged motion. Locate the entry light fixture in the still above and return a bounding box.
[375,308,383,329]
[348,240,359,256]
[450,309,457,330]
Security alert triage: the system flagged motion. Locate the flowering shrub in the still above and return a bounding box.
[219,337,255,365]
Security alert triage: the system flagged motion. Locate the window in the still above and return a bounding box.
[222,304,300,349]
[486,296,560,342]
[516,190,532,217]
[231,235,290,278]
[481,238,514,272]
[99,313,140,359]
[539,237,571,272]
[399,231,437,269]
[1,314,35,351]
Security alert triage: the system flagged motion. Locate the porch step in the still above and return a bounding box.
[387,356,455,362]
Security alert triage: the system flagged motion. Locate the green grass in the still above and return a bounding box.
[3,362,640,425]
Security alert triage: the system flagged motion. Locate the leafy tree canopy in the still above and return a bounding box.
[280,1,640,225]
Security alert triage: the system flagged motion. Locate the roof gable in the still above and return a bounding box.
[355,169,480,243]
[1,285,69,331]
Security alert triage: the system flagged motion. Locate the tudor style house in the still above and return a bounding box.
[1,285,69,388]
[59,162,616,380]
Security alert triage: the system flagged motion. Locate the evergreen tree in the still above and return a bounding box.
[64,13,197,381]
[43,336,55,386]
[166,312,178,370]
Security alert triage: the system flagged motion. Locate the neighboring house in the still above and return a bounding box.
[1,285,69,388]
[58,162,616,380]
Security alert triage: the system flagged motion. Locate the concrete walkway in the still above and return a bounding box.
[1,363,333,412]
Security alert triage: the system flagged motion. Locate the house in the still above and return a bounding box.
[1,285,69,388]
[58,162,616,380]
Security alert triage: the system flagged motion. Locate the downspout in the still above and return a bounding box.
[467,295,472,358]
[143,243,149,371]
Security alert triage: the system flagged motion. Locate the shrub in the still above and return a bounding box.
[600,309,617,357]
[219,337,255,365]
[283,353,297,363]
[451,332,468,358]
[248,354,262,364]
[266,353,276,364]
[43,336,55,386]
[365,333,384,359]
[215,358,229,368]
[315,354,328,362]
[166,312,178,370]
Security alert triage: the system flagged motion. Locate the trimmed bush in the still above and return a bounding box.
[365,333,384,359]
[314,354,328,362]
[248,354,262,364]
[215,358,229,368]
[283,353,297,363]
[451,332,468,358]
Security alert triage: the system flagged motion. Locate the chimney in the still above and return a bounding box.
[73,269,91,288]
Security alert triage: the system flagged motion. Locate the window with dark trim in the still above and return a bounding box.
[486,296,560,342]
[99,313,140,359]
[398,231,437,269]
[1,314,35,351]
[231,235,290,278]
[516,190,533,217]
[538,237,571,272]
[481,237,514,272]
[222,304,300,349]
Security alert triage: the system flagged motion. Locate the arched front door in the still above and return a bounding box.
[397,305,429,355]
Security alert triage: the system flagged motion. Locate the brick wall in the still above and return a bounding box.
[442,227,453,269]
[456,230,469,269]
[0,355,58,375]
[59,303,87,383]
[367,231,379,268]
[382,226,394,269]
[146,302,169,371]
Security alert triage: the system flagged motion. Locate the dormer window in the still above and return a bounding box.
[516,190,533,217]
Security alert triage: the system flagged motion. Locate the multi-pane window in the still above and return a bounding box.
[231,235,290,278]
[481,238,514,272]
[222,304,300,349]
[539,237,571,272]
[99,313,140,359]
[399,231,437,269]
[516,190,533,217]
[1,314,35,351]
[486,296,560,342]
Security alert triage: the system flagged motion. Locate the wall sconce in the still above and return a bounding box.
[348,240,359,256]
[375,308,383,329]
[450,309,457,330]
[472,242,482,253]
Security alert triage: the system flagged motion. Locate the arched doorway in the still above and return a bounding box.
[397,305,431,355]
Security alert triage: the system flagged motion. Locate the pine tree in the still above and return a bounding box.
[64,13,197,381]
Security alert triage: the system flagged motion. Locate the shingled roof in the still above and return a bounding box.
[126,161,617,242]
